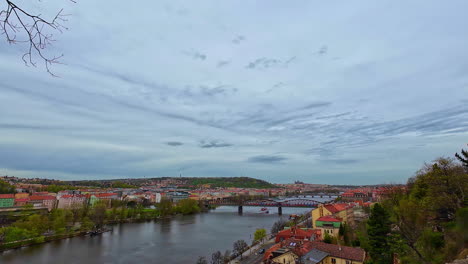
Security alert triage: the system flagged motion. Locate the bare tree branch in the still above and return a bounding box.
[1,0,74,76]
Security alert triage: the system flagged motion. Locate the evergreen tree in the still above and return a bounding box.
[455,145,468,170]
[367,203,392,264]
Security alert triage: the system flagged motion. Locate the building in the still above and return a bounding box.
[57,194,87,209]
[0,194,15,208]
[315,216,341,237]
[89,193,119,207]
[312,203,353,228]
[263,239,366,264]
[14,198,30,206]
[29,195,57,211]
[14,193,30,199]
[269,249,298,264]
[276,226,322,242]
[303,242,366,264]
[166,191,190,203]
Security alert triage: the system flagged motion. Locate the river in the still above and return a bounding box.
[0,197,334,264]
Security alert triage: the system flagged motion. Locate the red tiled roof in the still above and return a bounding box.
[324,204,339,213]
[317,216,341,222]
[0,194,15,199]
[61,194,86,198]
[95,193,117,198]
[309,241,366,262]
[30,195,55,200]
[263,242,282,260]
[333,203,351,211]
[265,239,365,262]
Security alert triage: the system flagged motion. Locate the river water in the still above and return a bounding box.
[0,197,334,264]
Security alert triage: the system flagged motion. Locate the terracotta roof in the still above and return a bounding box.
[15,198,30,202]
[95,193,117,198]
[309,241,365,262]
[317,216,341,222]
[61,194,86,198]
[0,194,15,199]
[333,203,350,211]
[263,242,283,260]
[30,195,56,200]
[324,204,339,213]
[278,227,313,237]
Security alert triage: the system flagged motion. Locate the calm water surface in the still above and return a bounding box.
[1,198,333,264]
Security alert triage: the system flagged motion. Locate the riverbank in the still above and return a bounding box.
[0,208,207,252]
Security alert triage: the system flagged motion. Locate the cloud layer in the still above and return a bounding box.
[0,0,467,184]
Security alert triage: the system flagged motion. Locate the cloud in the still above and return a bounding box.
[199,140,233,148]
[166,141,183,146]
[217,60,231,68]
[232,35,246,44]
[183,50,207,60]
[0,0,467,184]
[247,155,287,164]
[245,56,296,70]
[318,45,328,55]
[319,159,359,164]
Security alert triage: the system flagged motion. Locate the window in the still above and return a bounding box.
[331,258,336,264]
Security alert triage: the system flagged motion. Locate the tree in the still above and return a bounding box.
[0,179,15,193]
[223,250,231,264]
[90,201,107,228]
[0,0,74,75]
[195,256,207,264]
[177,199,200,215]
[210,251,223,264]
[323,233,333,244]
[254,228,267,242]
[233,239,248,260]
[271,219,287,234]
[80,216,94,231]
[157,198,173,217]
[367,203,392,264]
[455,145,468,170]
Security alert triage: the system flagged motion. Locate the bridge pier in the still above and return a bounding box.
[278,207,282,215]
[238,205,243,214]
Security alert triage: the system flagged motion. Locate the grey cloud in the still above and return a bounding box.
[319,159,359,164]
[199,140,233,148]
[232,35,246,44]
[318,45,328,55]
[217,60,231,68]
[182,84,238,99]
[183,50,207,60]
[245,56,296,70]
[265,82,285,93]
[166,141,183,146]
[247,155,287,164]
[300,102,332,110]
[0,123,72,131]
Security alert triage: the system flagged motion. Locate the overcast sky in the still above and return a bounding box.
[0,0,467,184]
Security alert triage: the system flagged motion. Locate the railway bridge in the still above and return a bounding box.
[206,197,323,215]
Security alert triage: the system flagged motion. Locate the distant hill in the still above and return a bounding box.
[186,177,277,189]
[64,176,278,189]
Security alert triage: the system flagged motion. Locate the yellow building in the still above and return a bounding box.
[312,204,353,228]
[270,250,297,264]
[14,193,29,199]
[311,204,333,228]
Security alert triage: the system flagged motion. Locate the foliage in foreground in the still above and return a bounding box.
[361,157,467,264]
